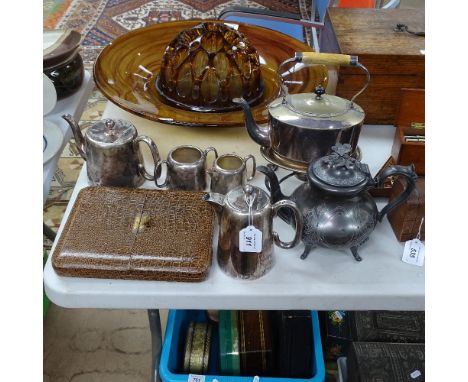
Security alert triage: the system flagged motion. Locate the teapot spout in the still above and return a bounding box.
[256,165,286,203]
[62,114,87,160]
[232,97,270,147]
[203,192,225,212]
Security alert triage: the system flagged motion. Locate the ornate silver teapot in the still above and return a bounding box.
[258,144,417,261]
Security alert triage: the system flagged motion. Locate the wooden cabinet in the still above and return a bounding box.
[320,8,425,124]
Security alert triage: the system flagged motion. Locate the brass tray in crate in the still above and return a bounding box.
[52,187,216,282]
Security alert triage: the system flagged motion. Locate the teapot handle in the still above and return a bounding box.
[134,135,161,181]
[272,200,303,249]
[374,164,418,222]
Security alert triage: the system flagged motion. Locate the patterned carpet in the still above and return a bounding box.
[43,0,310,250]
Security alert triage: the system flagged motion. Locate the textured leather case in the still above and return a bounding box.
[273,310,313,378]
[350,311,425,343]
[239,311,274,376]
[52,186,216,281]
[347,342,425,382]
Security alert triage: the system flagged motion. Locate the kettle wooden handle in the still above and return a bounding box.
[295,52,358,66]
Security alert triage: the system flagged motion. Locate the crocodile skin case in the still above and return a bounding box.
[52,186,216,281]
[347,342,425,382]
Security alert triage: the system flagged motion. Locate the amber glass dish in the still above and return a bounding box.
[94,20,327,127]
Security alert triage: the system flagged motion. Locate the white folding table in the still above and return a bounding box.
[44,102,424,382]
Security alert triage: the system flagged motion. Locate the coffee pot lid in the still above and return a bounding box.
[226,184,269,213]
[308,143,371,195]
[86,119,137,145]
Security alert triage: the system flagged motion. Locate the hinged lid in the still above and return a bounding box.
[308,143,371,195]
[284,86,357,120]
[86,119,137,146]
[226,185,269,213]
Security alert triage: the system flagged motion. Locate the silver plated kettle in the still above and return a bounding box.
[258,143,418,261]
[234,52,370,170]
[203,185,303,279]
[63,115,160,187]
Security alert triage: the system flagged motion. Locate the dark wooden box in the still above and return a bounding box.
[320,8,425,124]
[347,342,425,382]
[388,177,425,242]
[391,88,425,175]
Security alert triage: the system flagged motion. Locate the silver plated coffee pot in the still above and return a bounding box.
[258,143,417,261]
[203,185,303,279]
[63,115,160,187]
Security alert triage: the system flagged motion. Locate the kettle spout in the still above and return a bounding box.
[203,192,225,212]
[232,97,270,147]
[62,114,87,160]
[256,165,286,203]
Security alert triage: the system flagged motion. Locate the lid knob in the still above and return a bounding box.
[243,184,253,197]
[314,85,326,100]
[105,119,115,131]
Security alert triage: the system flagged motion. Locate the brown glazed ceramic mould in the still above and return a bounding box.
[43,29,82,69]
[94,20,327,127]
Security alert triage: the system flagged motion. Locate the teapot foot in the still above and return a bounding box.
[350,246,362,262]
[300,244,315,260]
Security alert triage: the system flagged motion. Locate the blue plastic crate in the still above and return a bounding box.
[160,310,325,382]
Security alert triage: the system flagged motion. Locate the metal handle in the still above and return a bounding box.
[375,164,418,222]
[244,154,256,181]
[272,200,303,249]
[203,146,218,162]
[287,51,370,105]
[134,135,161,181]
[154,160,168,188]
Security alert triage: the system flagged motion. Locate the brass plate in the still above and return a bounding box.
[94,20,327,127]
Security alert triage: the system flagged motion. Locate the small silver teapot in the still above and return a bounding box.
[63,115,160,187]
[203,185,303,280]
[258,143,418,262]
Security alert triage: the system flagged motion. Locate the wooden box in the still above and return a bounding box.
[320,8,425,124]
[387,177,425,242]
[347,342,425,382]
[391,88,425,175]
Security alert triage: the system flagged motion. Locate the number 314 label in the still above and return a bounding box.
[239,225,262,253]
[402,239,425,267]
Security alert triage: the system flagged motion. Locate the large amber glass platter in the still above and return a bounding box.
[94,20,327,127]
